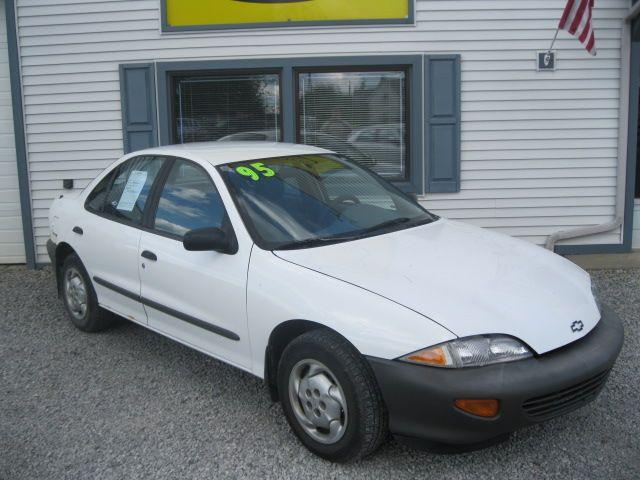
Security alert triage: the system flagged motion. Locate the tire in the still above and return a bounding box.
[60,253,114,332]
[278,329,388,462]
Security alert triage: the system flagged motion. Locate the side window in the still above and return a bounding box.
[101,156,165,225]
[153,159,226,239]
[85,171,115,213]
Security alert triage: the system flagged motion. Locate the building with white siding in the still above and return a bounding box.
[0,2,24,263]
[1,0,639,267]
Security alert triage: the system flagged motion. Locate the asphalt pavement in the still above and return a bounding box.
[1,265,638,479]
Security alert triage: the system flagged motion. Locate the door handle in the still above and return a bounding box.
[72,226,83,235]
[141,250,157,261]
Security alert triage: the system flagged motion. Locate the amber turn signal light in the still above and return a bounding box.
[405,346,448,366]
[454,399,500,418]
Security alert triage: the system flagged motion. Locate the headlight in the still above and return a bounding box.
[399,335,533,368]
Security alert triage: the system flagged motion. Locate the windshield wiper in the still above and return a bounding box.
[360,217,412,234]
[276,217,430,250]
[276,235,360,250]
[275,217,433,250]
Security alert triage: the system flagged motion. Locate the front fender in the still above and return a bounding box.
[247,247,456,377]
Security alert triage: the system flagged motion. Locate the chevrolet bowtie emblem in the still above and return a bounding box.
[571,320,584,332]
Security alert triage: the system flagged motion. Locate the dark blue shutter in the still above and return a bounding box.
[119,63,158,154]
[425,55,461,193]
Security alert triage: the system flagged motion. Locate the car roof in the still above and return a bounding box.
[129,142,332,166]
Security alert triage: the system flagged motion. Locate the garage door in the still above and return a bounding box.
[0,0,25,263]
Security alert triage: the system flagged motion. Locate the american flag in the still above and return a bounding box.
[559,0,597,56]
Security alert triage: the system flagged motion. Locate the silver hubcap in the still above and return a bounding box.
[288,359,348,444]
[64,267,87,320]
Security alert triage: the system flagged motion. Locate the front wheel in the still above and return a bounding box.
[278,329,388,462]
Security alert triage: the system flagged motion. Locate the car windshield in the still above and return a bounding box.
[217,154,437,250]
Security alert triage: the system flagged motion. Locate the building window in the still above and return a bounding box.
[156,56,438,193]
[172,73,281,143]
[297,69,408,181]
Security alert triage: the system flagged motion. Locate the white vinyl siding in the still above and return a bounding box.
[12,0,630,263]
[0,0,25,263]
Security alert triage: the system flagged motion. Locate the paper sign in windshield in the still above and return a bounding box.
[116,171,148,212]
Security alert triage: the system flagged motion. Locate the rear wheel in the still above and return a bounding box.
[278,329,388,462]
[61,253,114,332]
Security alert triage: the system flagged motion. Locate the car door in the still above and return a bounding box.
[77,155,167,324]
[138,157,252,369]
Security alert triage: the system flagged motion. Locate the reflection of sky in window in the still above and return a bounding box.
[154,185,224,237]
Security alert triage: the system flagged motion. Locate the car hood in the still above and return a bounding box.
[274,219,600,354]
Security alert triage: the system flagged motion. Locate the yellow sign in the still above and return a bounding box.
[164,0,412,30]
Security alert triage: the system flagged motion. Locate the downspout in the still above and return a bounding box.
[545,5,638,250]
[5,0,36,268]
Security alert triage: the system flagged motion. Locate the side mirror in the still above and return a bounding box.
[183,227,238,254]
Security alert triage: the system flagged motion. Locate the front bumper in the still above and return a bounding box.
[367,305,624,445]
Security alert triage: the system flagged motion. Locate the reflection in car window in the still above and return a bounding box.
[153,159,226,239]
[218,154,436,250]
[85,171,115,213]
[94,156,164,225]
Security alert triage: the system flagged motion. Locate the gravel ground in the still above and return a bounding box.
[1,265,639,480]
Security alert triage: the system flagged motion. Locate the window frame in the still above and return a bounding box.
[156,56,424,194]
[294,65,412,183]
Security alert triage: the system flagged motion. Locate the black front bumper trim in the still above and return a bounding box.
[367,305,624,446]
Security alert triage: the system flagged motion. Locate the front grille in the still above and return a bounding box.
[522,369,610,420]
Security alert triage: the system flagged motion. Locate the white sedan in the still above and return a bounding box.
[48,143,623,462]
